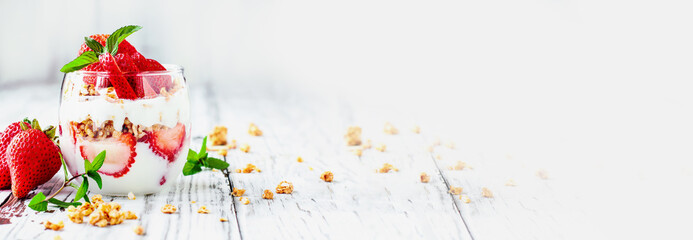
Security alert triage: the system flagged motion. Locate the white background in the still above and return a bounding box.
[1,0,692,239]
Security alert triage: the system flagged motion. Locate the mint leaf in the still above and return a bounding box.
[204,158,230,170]
[198,137,208,159]
[87,171,102,189]
[106,25,142,55]
[28,193,48,212]
[84,37,104,54]
[60,51,99,73]
[84,158,92,173]
[74,177,89,203]
[182,161,202,176]
[187,149,198,162]
[90,151,106,172]
[47,198,81,208]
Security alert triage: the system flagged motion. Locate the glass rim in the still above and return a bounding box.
[67,64,184,76]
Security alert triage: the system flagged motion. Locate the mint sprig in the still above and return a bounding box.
[28,151,106,211]
[106,25,142,55]
[183,137,230,176]
[59,25,142,73]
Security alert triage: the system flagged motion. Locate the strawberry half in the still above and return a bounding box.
[79,132,137,178]
[99,53,137,99]
[0,121,31,189]
[146,123,186,163]
[6,126,61,198]
[78,34,137,56]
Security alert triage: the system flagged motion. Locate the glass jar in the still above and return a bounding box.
[58,65,190,195]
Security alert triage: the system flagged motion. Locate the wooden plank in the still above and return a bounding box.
[209,84,472,239]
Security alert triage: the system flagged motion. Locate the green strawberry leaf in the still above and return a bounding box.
[87,171,102,189]
[90,151,106,172]
[43,126,56,141]
[182,161,202,176]
[28,193,48,212]
[204,157,230,170]
[74,177,89,203]
[106,25,142,55]
[47,198,81,208]
[84,158,92,173]
[60,51,99,73]
[84,37,104,54]
[198,137,208,159]
[30,119,40,131]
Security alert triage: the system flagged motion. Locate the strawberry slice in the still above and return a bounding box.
[145,123,186,163]
[99,53,137,99]
[79,132,137,178]
[115,53,145,98]
[129,52,172,93]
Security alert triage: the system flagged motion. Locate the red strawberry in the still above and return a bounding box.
[129,53,172,93]
[82,62,104,87]
[6,128,61,198]
[79,132,136,178]
[78,34,137,56]
[146,123,186,163]
[99,53,137,100]
[0,121,31,189]
[115,53,145,98]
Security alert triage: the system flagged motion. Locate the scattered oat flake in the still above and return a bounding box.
[412,125,420,134]
[375,144,387,152]
[377,163,397,173]
[351,148,362,156]
[248,123,263,136]
[240,144,250,153]
[449,186,463,195]
[44,220,64,231]
[134,225,145,235]
[232,188,246,197]
[262,189,274,199]
[344,126,362,146]
[453,161,466,170]
[297,156,303,163]
[460,195,471,203]
[362,139,372,149]
[197,206,210,214]
[209,126,228,146]
[536,169,549,179]
[276,181,294,194]
[128,192,136,200]
[505,179,517,186]
[384,122,399,134]
[161,204,177,214]
[481,187,494,198]
[420,172,430,183]
[220,218,228,222]
[240,197,250,205]
[320,171,334,182]
[240,164,259,173]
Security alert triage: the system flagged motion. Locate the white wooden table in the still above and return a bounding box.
[0,81,604,239]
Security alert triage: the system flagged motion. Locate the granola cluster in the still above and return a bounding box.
[375,143,387,152]
[66,195,137,227]
[44,220,65,231]
[197,206,210,214]
[449,161,466,170]
[448,186,463,195]
[239,144,250,153]
[262,190,274,199]
[70,117,149,141]
[79,84,98,96]
[232,188,246,197]
[248,123,263,136]
[275,181,294,194]
[344,126,362,146]
[209,126,228,146]
[160,204,177,214]
[235,164,260,173]
[240,197,250,205]
[420,172,431,183]
[481,187,493,198]
[320,171,334,182]
[383,122,398,135]
[377,163,398,173]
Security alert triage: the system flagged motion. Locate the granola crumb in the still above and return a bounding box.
[384,122,398,134]
[44,220,64,231]
[276,181,294,194]
[219,149,228,156]
[505,179,517,186]
[228,139,237,149]
[377,163,397,173]
[235,169,242,173]
[220,218,228,222]
[344,126,362,146]
[426,145,434,153]
[481,187,494,198]
[262,189,274,199]
[453,161,467,170]
[432,138,441,146]
[232,188,246,197]
[197,206,210,214]
[445,141,455,149]
[411,125,420,134]
[240,144,250,153]
[54,235,62,240]
[161,204,177,214]
[212,169,219,172]
[297,156,303,163]
[420,172,430,183]
[191,201,197,204]
[128,192,136,200]
[449,186,463,195]
[320,171,334,182]
[536,169,549,179]
[362,139,372,149]
[209,126,228,146]
[133,225,145,235]
[241,164,259,173]
[309,167,314,171]
[435,154,443,160]
[351,148,362,156]
[375,143,387,152]
[240,197,250,205]
[460,195,471,203]
[248,123,263,136]
[125,211,138,220]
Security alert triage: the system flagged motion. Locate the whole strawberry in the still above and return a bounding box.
[0,120,31,189]
[5,120,61,198]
